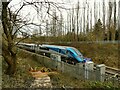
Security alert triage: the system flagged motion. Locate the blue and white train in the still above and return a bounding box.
[17,43,92,64]
[40,44,92,63]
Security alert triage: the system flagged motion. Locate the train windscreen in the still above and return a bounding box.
[70,47,83,57]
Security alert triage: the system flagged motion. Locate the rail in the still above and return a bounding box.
[105,66,120,77]
[93,64,119,78]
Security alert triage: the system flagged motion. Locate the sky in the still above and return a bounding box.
[4,0,119,36]
[8,0,82,35]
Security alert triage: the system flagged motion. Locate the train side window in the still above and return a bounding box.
[59,49,61,53]
[69,51,74,57]
[67,50,73,57]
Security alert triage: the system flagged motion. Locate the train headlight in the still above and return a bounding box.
[83,58,92,63]
[83,59,86,63]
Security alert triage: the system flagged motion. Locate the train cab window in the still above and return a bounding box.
[70,47,83,57]
[67,50,74,58]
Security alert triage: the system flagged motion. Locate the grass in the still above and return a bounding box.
[17,38,119,68]
[48,72,86,88]
[0,56,2,89]
[2,49,44,88]
[54,42,118,68]
[2,49,119,88]
[17,49,87,88]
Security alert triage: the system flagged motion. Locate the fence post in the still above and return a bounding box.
[50,54,61,61]
[76,63,84,79]
[43,53,45,66]
[50,54,61,69]
[96,64,105,82]
[85,61,94,80]
[61,61,64,73]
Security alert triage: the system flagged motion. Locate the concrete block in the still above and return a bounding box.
[96,64,106,82]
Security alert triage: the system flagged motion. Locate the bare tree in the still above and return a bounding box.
[76,1,80,41]
[113,0,116,40]
[67,11,70,41]
[90,5,92,32]
[50,10,57,37]
[108,1,113,40]
[72,7,75,41]
[118,1,120,40]
[98,1,102,19]
[45,19,49,38]
[1,0,61,75]
[102,0,106,40]
[58,14,63,37]
[94,0,97,25]
[83,1,86,36]
[2,1,19,75]
[86,0,89,33]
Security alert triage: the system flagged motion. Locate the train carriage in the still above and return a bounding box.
[17,43,92,64]
[41,44,92,63]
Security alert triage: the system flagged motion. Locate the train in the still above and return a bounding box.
[17,43,92,64]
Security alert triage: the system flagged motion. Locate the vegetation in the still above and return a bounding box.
[56,42,118,68]
[2,1,17,75]
[1,0,119,89]
[2,49,119,88]
[1,0,119,79]
[19,36,118,68]
[1,0,67,76]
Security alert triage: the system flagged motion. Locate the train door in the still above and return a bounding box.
[66,50,72,63]
[35,44,39,53]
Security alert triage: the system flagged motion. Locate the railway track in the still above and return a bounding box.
[93,65,120,78]
[104,66,120,84]
[105,66,120,77]
[93,65,120,83]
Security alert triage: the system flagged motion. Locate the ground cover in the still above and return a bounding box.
[2,49,118,88]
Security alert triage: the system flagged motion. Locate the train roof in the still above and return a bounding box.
[26,43,36,46]
[18,42,36,46]
[41,44,83,56]
[41,44,77,50]
[41,44,68,49]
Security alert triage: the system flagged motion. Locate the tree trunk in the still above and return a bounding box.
[2,1,17,75]
[113,0,116,40]
[108,1,113,41]
[6,58,16,75]
[2,40,17,75]
[103,0,106,40]
[118,1,120,40]
[76,1,79,41]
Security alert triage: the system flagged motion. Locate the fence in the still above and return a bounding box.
[22,49,119,86]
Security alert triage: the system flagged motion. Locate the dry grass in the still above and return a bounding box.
[2,48,118,88]
[56,43,118,68]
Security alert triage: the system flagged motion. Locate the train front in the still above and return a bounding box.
[68,47,92,63]
[76,54,92,63]
[83,57,92,63]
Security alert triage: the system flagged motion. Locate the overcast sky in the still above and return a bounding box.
[6,0,119,35]
[8,0,118,21]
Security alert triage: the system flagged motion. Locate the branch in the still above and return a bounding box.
[15,31,44,46]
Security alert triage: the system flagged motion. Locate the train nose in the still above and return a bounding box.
[83,57,92,63]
